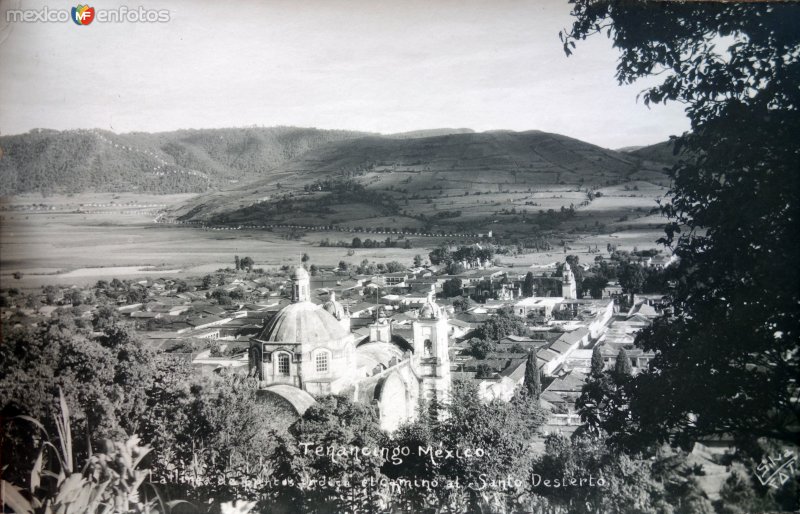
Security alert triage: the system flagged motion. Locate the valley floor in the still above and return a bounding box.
[0,193,667,290]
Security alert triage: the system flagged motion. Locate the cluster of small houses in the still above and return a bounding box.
[3,258,667,436]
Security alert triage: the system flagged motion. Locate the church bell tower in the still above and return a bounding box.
[412,293,451,406]
[562,262,577,300]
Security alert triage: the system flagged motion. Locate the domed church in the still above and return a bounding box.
[248,267,451,431]
[249,267,356,396]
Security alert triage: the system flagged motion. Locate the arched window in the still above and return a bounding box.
[315,351,329,373]
[277,353,290,375]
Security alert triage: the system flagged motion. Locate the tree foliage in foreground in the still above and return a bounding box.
[0,319,156,485]
[266,395,385,513]
[531,433,715,514]
[563,0,800,450]
[0,318,290,508]
[3,312,771,512]
[384,380,548,513]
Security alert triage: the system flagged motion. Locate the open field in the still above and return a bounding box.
[0,191,667,290]
[174,179,669,239]
[0,194,425,289]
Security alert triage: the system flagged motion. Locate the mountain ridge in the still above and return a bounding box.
[0,126,372,195]
[167,129,673,235]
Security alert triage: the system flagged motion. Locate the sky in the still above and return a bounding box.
[0,0,690,149]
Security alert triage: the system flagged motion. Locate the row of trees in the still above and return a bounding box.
[345,259,406,275]
[351,237,412,249]
[429,244,495,267]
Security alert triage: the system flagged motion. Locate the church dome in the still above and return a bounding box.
[291,267,310,281]
[257,302,349,344]
[322,291,346,321]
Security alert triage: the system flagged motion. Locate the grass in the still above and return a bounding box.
[0,194,425,289]
[0,190,667,290]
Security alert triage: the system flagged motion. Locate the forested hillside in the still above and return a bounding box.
[170,129,672,235]
[627,140,686,166]
[0,126,369,195]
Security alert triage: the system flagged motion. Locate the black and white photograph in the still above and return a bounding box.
[0,0,798,512]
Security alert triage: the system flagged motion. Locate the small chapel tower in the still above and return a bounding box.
[323,291,351,332]
[368,306,392,343]
[412,293,451,405]
[562,262,577,300]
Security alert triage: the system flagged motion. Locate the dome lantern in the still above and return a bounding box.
[323,291,346,321]
[291,266,310,303]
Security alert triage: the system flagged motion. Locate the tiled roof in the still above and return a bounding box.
[545,371,587,393]
[499,360,527,381]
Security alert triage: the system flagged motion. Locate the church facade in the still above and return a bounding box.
[248,267,451,431]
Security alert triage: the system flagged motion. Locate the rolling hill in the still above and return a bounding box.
[0,126,370,195]
[627,140,688,167]
[168,130,673,236]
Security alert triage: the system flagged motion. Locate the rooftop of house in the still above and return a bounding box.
[499,360,528,382]
[131,311,159,318]
[449,318,478,329]
[199,305,227,316]
[544,370,588,393]
[187,315,225,327]
[349,302,377,314]
[515,296,565,308]
[598,343,654,358]
[536,348,561,365]
[406,276,439,283]
[146,331,185,340]
[461,269,503,279]
[454,312,491,324]
[628,302,659,319]
[555,326,591,346]
[566,349,594,360]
